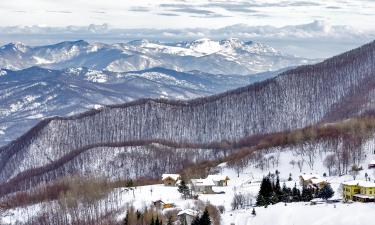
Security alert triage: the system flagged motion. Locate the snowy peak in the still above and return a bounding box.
[186,38,222,54]
[219,38,244,49]
[0,42,29,53]
[0,39,314,75]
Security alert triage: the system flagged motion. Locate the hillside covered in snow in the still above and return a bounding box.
[0,67,280,146]
[1,40,375,196]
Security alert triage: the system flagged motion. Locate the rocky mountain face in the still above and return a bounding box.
[0,41,374,195]
[0,38,313,75]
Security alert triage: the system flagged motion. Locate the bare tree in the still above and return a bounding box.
[323,154,336,176]
[297,160,304,173]
[289,160,296,168]
[350,165,361,180]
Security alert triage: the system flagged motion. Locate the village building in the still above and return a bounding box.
[191,178,215,194]
[299,174,328,189]
[161,174,181,186]
[207,175,230,186]
[342,180,375,202]
[177,209,199,225]
[152,200,165,208]
[368,160,375,169]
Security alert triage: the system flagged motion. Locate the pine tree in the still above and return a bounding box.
[256,176,274,206]
[275,175,283,200]
[191,216,200,225]
[256,194,266,206]
[301,187,313,202]
[281,182,291,202]
[200,208,211,225]
[292,183,301,202]
[317,184,334,200]
[178,180,190,200]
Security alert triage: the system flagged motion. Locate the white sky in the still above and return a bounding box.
[0,0,374,30]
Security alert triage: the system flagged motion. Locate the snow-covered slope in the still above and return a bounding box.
[1,40,374,192]
[0,66,278,146]
[0,39,314,75]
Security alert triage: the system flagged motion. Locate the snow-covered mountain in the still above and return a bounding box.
[0,38,314,75]
[1,40,374,193]
[0,66,280,147]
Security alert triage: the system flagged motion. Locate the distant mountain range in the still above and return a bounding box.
[0,38,314,75]
[0,66,282,146]
[0,38,311,146]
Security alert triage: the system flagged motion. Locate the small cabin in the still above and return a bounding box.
[207,175,230,186]
[191,179,215,194]
[178,209,199,225]
[162,174,181,186]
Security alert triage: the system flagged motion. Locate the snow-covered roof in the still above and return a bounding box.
[353,194,375,199]
[310,178,327,184]
[191,178,215,186]
[162,174,180,181]
[207,175,230,182]
[300,174,321,181]
[369,160,375,165]
[177,209,199,217]
[342,180,375,188]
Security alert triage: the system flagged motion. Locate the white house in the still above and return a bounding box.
[191,178,215,194]
[207,175,230,186]
[178,209,199,225]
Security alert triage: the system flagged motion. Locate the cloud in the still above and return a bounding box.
[201,2,258,13]
[128,6,150,12]
[46,10,72,14]
[91,11,106,14]
[159,3,227,17]
[157,13,179,17]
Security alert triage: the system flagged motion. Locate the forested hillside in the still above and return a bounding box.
[1,40,375,195]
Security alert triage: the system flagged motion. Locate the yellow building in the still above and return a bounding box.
[342,180,375,202]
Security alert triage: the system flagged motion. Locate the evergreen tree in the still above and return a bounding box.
[191,216,200,225]
[275,175,283,200]
[292,183,301,202]
[251,208,256,216]
[301,187,313,202]
[178,180,190,200]
[281,182,291,202]
[200,208,211,225]
[317,184,334,200]
[256,176,274,206]
[256,194,266,206]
